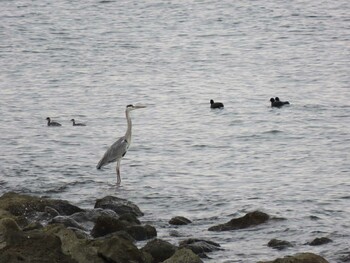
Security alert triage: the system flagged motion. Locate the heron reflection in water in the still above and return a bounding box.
[96,104,146,185]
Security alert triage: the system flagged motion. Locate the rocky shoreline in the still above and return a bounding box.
[0,192,333,263]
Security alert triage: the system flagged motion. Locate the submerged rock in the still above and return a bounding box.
[308,237,333,246]
[163,248,203,263]
[169,216,192,225]
[258,252,329,263]
[94,195,144,217]
[208,211,269,231]
[142,238,177,263]
[179,238,221,257]
[267,238,293,250]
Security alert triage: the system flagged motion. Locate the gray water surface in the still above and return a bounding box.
[1,1,349,262]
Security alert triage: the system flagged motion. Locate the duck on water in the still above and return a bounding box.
[46,117,62,126]
[71,119,86,126]
[270,97,290,108]
[210,99,224,109]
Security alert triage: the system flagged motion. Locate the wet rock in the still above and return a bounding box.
[69,208,119,230]
[0,218,22,248]
[108,230,136,243]
[22,221,43,231]
[70,208,119,223]
[0,221,76,263]
[119,213,141,225]
[45,206,60,217]
[0,192,83,217]
[163,248,203,263]
[126,224,157,241]
[142,238,177,263]
[179,238,221,258]
[267,238,293,250]
[91,215,130,238]
[208,211,269,231]
[258,252,329,263]
[46,224,104,263]
[98,235,147,263]
[308,237,333,246]
[94,195,144,217]
[169,230,183,237]
[49,215,87,230]
[169,216,192,225]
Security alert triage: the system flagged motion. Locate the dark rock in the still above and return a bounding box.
[46,224,105,263]
[22,221,43,231]
[45,206,60,217]
[0,192,83,216]
[208,211,269,231]
[108,230,136,243]
[119,213,141,225]
[308,237,333,246]
[0,220,77,263]
[169,216,192,225]
[91,215,129,238]
[179,238,221,256]
[258,252,329,263]
[267,238,293,250]
[69,208,119,231]
[142,238,177,263]
[94,195,143,217]
[126,224,157,241]
[0,218,23,247]
[98,235,147,263]
[163,248,203,263]
[70,208,119,223]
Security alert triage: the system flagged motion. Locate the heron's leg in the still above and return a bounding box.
[116,160,121,185]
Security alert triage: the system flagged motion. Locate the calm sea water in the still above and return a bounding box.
[1,0,349,262]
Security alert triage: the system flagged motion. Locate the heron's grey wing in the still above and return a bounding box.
[96,136,129,169]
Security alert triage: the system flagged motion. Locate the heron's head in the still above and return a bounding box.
[126,104,147,111]
[270,98,275,103]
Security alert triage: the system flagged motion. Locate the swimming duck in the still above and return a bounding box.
[210,99,224,109]
[46,117,62,126]
[71,119,86,126]
[270,97,290,108]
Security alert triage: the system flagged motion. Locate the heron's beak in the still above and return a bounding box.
[134,105,147,109]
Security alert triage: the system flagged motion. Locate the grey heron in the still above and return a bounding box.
[210,99,224,109]
[46,117,62,126]
[71,119,86,126]
[96,104,146,185]
[270,97,290,108]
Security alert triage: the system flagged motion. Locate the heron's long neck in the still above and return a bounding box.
[125,110,132,143]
